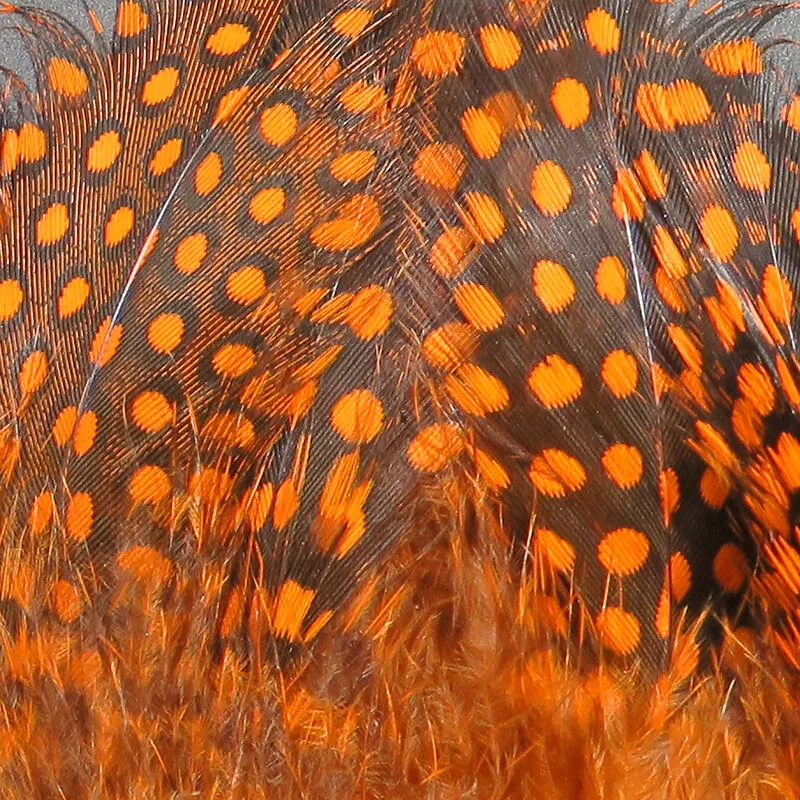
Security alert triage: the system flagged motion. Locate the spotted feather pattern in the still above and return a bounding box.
[2,0,800,674]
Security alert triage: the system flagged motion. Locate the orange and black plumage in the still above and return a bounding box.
[1,0,800,795]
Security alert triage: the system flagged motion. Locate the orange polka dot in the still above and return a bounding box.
[52,580,83,623]
[149,136,183,176]
[532,260,576,313]
[129,464,171,504]
[462,191,505,242]
[331,388,384,443]
[273,580,316,641]
[19,351,48,394]
[72,411,97,456]
[345,285,393,339]
[0,278,23,321]
[249,187,286,226]
[87,130,122,172]
[272,479,299,529]
[407,423,464,472]
[633,149,667,199]
[659,468,680,526]
[444,363,510,416]
[174,232,208,274]
[584,8,621,55]
[36,202,70,246]
[421,322,478,370]
[48,57,89,98]
[703,38,762,76]
[147,312,184,353]
[452,282,504,331]
[142,66,180,105]
[411,30,466,78]
[530,160,572,216]
[762,264,793,326]
[310,194,381,250]
[529,449,587,497]
[66,492,94,541]
[527,354,583,408]
[775,432,800,492]
[28,490,54,535]
[598,527,650,575]
[611,168,645,221]
[737,362,775,416]
[651,226,688,279]
[18,123,47,163]
[0,129,17,175]
[205,21,252,56]
[131,390,173,433]
[117,546,174,585]
[57,276,90,319]
[713,543,748,592]
[332,8,373,37]
[594,255,627,304]
[339,80,386,114]
[212,343,256,379]
[666,324,702,374]
[104,205,135,247]
[601,350,638,398]
[194,151,223,196]
[596,607,641,655]
[461,107,502,159]
[535,527,576,573]
[732,140,771,192]
[601,443,644,489]
[214,86,250,124]
[89,317,123,367]
[700,466,728,509]
[669,552,692,602]
[550,77,591,129]
[329,150,377,183]
[52,405,77,447]
[699,204,738,262]
[226,265,267,305]
[479,24,522,70]
[430,226,473,277]
[116,0,149,36]
[259,103,298,147]
[412,143,465,191]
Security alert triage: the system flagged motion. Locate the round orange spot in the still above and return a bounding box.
[212,343,256,379]
[310,194,381,250]
[699,204,738,262]
[601,443,644,489]
[584,8,621,55]
[117,545,174,585]
[651,226,688,279]
[249,187,286,225]
[0,278,23,321]
[452,282,504,331]
[462,191,505,242]
[407,423,464,472]
[205,21,252,56]
[57,276,90,319]
[0,129,17,175]
[149,136,183,176]
[339,80,386,114]
[28,490,54,535]
[713,543,748,592]
[147,312,184,353]
[775,432,800,492]
[601,350,638,398]
[66,492,94,541]
[227,265,267,305]
[633,149,667,199]
[669,552,692,602]
[700,466,728,509]
[332,7,373,37]
[732,140,771,192]
[174,232,208,274]
[331,388,384,443]
[131,390,173,433]
[443,363,510,416]
[421,322,478,370]
[52,405,77,446]
[104,205,135,247]
[730,397,763,451]
[532,259,576,313]
[659,468,680,526]
[89,317,123,367]
[129,464,171,504]
[52,580,83,623]
[550,77,591,129]
[142,66,180,105]
[36,202,70,246]
[430,226,473,277]
[345,285,393,339]
[666,324,702,374]
[116,0,149,36]
[329,149,377,183]
[527,354,582,408]
[529,449,587,497]
[594,255,626,304]
[18,123,47,162]
[194,151,223,196]
[413,143,466,191]
[703,39,762,76]
[214,86,250,124]
[596,607,641,655]
[530,160,572,216]
[762,264,793,326]
[535,527,576,573]
[19,350,48,394]
[598,527,650,575]
[72,411,97,456]
[411,30,466,78]
[737,362,775,416]
[611,168,645,221]
[479,24,522,70]
[48,57,89,98]
[461,106,502,159]
[259,103,298,147]
[86,129,122,172]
